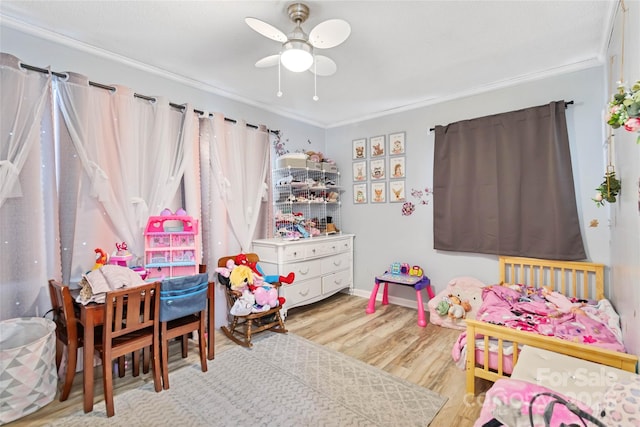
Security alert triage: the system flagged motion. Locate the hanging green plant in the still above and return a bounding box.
[593,171,621,207]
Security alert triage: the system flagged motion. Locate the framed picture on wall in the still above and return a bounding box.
[370,158,385,180]
[370,135,385,157]
[389,180,406,203]
[352,161,367,182]
[352,138,367,159]
[371,182,386,203]
[389,157,405,178]
[353,183,367,204]
[389,132,406,155]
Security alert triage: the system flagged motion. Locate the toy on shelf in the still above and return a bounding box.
[109,241,133,267]
[144,210,199,280]
[92,248,108,270]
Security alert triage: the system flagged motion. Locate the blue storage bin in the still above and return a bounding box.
[159,273,209,322]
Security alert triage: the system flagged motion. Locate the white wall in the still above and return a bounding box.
[327,67,612,298]
[606,1,640,357]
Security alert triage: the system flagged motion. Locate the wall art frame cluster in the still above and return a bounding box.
[352,131,406,204]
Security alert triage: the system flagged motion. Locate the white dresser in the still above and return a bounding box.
[252,234,355,317]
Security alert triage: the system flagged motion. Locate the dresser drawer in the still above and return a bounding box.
[288,259,322,281]
[282,245,306,262]
[320,252,351,274]
[282,278,322,307]
[320,237,352,256]
[322,269,351,294]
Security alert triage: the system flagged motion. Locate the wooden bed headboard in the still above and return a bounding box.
[498,256,605,300]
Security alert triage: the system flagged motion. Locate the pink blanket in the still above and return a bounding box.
[452,285,626,368]
[476,285,624,351]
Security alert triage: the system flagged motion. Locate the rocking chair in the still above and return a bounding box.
[217,253,287,347]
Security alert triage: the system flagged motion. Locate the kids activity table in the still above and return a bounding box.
[365,272,435,327]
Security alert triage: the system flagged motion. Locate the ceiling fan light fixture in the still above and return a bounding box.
[280,40,313,72]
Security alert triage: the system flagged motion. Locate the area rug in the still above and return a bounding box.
[46,333,447,426]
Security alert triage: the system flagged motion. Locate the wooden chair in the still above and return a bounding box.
[100,282,162,417]
[48,279,93,401]
[158,273,209,390]
[217,253,287,348]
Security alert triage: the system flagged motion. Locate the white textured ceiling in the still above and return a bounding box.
[0,1,616,128]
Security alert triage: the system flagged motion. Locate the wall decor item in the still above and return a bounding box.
[389,180,406,202]
[400,187,433,216]
[402,202,416,216]
[371,182,386,203]
[352,138,367,159]
[411,187,433,205]
[389,132,406,155]
[369,158,385,180]
[352,161,367,182]
[370,135,385,157]
[389,157,405,178]
[353,183,367,204]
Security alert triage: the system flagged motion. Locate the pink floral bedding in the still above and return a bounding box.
[452,284,626,369]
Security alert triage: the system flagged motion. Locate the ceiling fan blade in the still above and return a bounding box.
[309,19,351,49]
[245,17,287,43]
[310,55,337,76]
[255,54,280,68]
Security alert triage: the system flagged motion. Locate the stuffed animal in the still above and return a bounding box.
[447,295,471,319]
[229,264,254,292]
[436,299,450,316]
[305,150,324,163]
[230,289,255,316]
[253,284,279,309]
[234,253,295,285]
[214,259,236,278]
[277,174,293,186]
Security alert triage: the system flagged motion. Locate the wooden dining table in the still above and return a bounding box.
[73,281,215,413]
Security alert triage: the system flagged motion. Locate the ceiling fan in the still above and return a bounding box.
[245,3,351,77]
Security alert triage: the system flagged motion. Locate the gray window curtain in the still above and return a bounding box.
[433,100,586,260]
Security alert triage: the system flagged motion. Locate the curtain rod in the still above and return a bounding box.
[19,62,277,133]
[428,100,574,133]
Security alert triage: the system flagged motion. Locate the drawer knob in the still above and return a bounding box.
[299,267,310,275]
[333,260,342,266]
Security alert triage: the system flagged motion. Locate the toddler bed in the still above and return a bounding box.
[459,256,638,395]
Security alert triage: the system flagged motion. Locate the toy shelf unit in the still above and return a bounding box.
[272,163,342,239]
[144,215,199,280]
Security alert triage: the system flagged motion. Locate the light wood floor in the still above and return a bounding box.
[12,293,492,426]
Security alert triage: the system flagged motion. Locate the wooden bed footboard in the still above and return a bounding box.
[465,256,638,395]
[465,319,638,395]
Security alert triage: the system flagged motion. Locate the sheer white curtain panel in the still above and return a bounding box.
[199,114,270,327]
[54,74,192,278]
[1,53,60,320]
[0,53,51,208]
